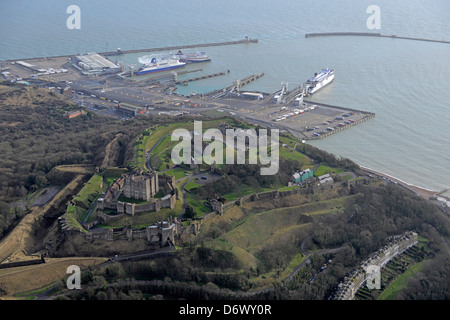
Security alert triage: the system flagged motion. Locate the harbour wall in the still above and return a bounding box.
[103,38,259,56]
[4,38,259,62]
[306,32,381,38]
[305,32,450,44]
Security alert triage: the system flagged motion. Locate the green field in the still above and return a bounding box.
[152,135,176,155]
[209,213,310,271]
[185,180,202,191]
[64,174,104,229]
[141,119,316,174]
[134,118,243,170]
[64,205,85,231]
[222,184,255,201]
[160,168,192,180]
[313,165,344,177]
[72,174,103,209]
[279,145,310,163]
[377,260,426,300]
[200,191,360,279]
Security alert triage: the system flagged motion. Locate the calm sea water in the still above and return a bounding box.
[1,0,449,192]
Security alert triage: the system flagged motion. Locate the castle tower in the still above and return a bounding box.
[123,171,159,201]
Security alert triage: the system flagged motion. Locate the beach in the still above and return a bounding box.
[360,166,438,200]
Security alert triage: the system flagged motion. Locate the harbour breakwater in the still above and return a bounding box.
[305,32,450,44]
[4,38,259,62]
[102,38,258,56]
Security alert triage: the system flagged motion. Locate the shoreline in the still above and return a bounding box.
[360,166,439,200]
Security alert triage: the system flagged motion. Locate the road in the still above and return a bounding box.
[282,234,345,284]
[145,134,170,171]
[179,176,194,219]
[103,246,176,265]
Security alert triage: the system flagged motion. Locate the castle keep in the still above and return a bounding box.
[123,171,159,201]
[96,170,177,220]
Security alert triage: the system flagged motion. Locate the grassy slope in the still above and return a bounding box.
[377,236,431,300]
[204,193,358,273]
[377,260,426,300]
[135,118,239,169]
[314,165,344,177]
[65,173,103,229]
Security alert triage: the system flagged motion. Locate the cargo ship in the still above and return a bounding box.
[306,68,334,95]
[175,50,211,63]
[134,58,186,75]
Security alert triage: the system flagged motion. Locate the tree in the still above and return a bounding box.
[184,206,195,219]
[0,201,9,217]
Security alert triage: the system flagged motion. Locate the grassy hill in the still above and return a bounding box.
[197,188,361,287]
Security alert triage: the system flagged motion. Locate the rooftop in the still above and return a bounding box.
[75,53,119,70]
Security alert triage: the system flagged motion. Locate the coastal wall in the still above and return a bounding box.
[6,38,259,62]
[305,32,381,38]
[102,38,258,56]
[305,32,450,44]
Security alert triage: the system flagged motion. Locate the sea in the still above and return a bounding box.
[1,0,449,192]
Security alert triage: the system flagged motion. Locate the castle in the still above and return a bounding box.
[55,170,194,251]
[96,170,178,221]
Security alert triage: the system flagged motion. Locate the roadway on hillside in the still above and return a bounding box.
[145,134,170,171]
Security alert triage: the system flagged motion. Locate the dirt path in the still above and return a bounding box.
[101,133,123,169]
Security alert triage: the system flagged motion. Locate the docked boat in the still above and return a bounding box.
[134,57,186,75]
[175,50,211,63]
[306,68,334,95]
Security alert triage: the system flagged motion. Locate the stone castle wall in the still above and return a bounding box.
[66,219,199,248]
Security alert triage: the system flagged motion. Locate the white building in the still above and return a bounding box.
[318,173,333,184]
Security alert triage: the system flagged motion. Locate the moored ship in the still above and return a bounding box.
[135,58,186,75]
[306,68,334,95]
[175,50,211,63]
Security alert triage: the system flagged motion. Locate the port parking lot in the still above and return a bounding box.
[204,95,372,139]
